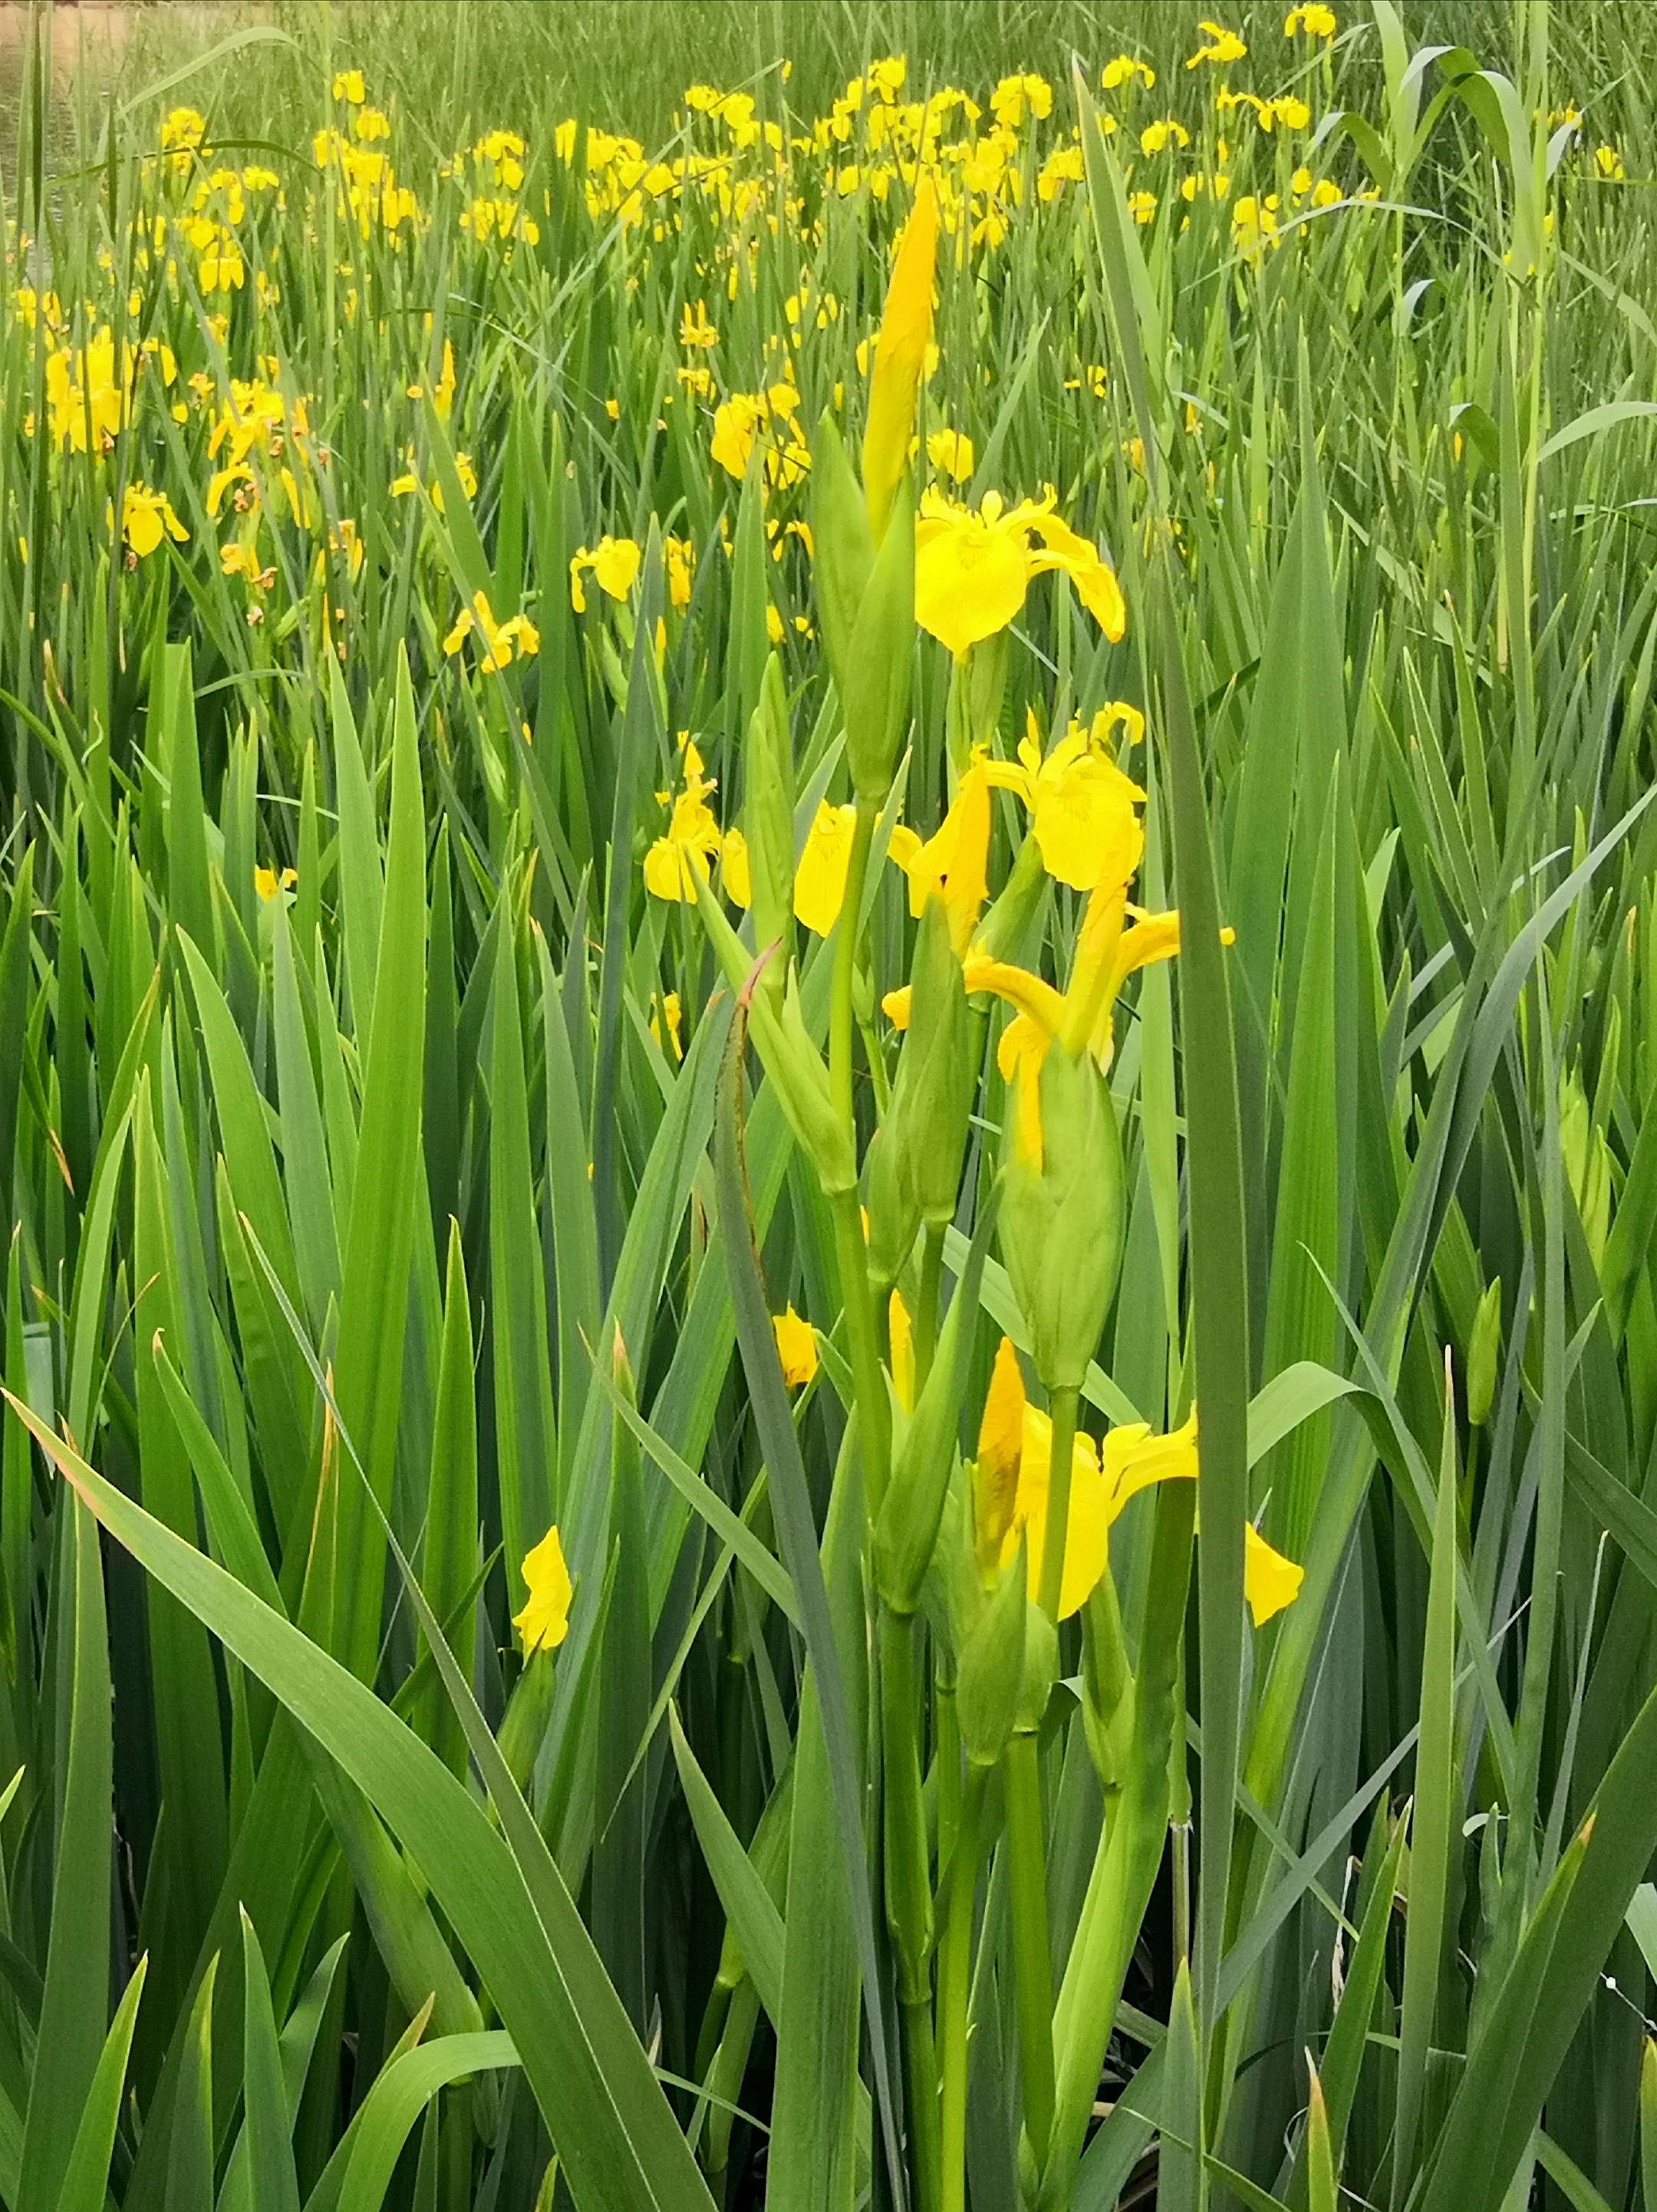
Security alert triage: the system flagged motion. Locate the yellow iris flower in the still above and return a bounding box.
[569,536,642,613]
[974,1337,1302,1624]
[513,1525,574,1657]
[643,740,750,907]
[982,710,1147,892]
[115,483,189,559]
[914,487,1126,660]
[443,590,539,673]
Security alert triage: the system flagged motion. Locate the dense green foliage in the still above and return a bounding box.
[2,3,1657,2209]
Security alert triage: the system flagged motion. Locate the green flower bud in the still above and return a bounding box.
[840,470,916,804]
[810,410,875,699]
[864,1116,919,1293]
[1014,1598,1059,1736]
[875,1195,997,1613]
[957,1533,1027,1768]
[744,652,795,1002]
[1081,1565,1135,1792]
[1467,1277,1502,1429]
[999,1043,1125,1392]
[892,897,972,1226]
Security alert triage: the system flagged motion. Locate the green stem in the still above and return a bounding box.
[934,1675,960,1885]
[881,1608,941,2212]
[832,1188,890,1516]
[1003,1729,1056,2167]
[1036,1384,1081,1622]
[914,1218,945,1396]
[940,1762,987,2212]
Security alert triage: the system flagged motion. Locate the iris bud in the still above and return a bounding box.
[1080,1565,1135,1792]
[839,470,916,804]
[743,652,795,1007]
[1000,1043,1125,1392]
[1467,1277,1502,1429]
[864,1119,918,1293]
[891,897,972,1228]
[957,1534,1028,1768]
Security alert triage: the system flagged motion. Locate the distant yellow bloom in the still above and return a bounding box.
[680,298,719,348]
[644,740,723,901]
[1284,3,1336,35]
[773,1306,819,1388]
[1230,193,1281,258]
[1102,54,1156,92]
[333,70,366,104]
[666,535,696,611]
[443,590,539,673]
[114,483,188,559]
[1188,20,1248,66]
[513,1525,573,1657]
[1128,190,1158,224]
[927,427,975,483]
[973,1338,1303,1623]
[255,865,298,902]
[989,73,1053,129]
[794,802,858,937]
[569,536,641,612]
[914,487,1126,661]
[862,173,939,539]
[1596,144,1626,181]
[1140,117,1191,155]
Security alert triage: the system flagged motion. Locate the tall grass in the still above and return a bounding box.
[0,2,1655,2208]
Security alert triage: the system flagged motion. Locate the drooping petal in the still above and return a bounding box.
[1244,1522,1304,1624]
[794,801,859,937]
[996,1013,1051,1169]
[1033,755,1143,892]
[513,1525,574,1657]
[1008,1401,1110,1619]
[772,1306,819,1389]
[914,513,1029,658]
[1100,1407,1200,1518]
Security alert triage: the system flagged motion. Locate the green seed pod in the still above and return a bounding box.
[999,1043,1125,1392]
[1467,1277,1502,1429]
[893,896,972,1225]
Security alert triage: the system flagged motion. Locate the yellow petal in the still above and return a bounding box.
[772,1306,819,1389]
[997,1014,1050,1170]
[722,826,752,908]
[593,536,642,599]
[512,1525,573,1656]
[882,984,913,1030]
[1010,1402,1109,1619]
[1101,1407,1199,1518]
[1032,757,1143,892]
[914,513,1029,658]
[644,837,693,901]
[794,801,858,937]
[1245,1522,1304,1625]
[973,1337,1026,1578]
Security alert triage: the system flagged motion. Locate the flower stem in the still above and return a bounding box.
[1003,1729,1056,2167]
[881,1607,941,2212]
[914,1218,946,1396]
[1036,1383,1081,1621]
[940,1762,988,2212]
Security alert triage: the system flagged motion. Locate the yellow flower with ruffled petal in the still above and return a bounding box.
[443,590,539,674]
[927,427,975,483]
[513,1526,573,1657]
[982,709,1147,892]
[914,487,1126,660]
[794,802,859,937]
[114,483,189,559]
[1284,3,1336,35]
[973,1337,1302,1623]
[570,536,641,613]
[644,740,723,902]
[1188,19,1247,66]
